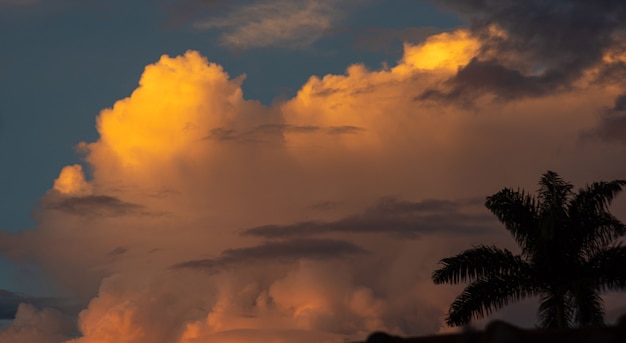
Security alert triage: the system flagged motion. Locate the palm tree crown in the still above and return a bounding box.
[432,171,626,328]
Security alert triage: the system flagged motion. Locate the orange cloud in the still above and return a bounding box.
[398,29,480,73]
[53,164,92,196]
[2,26,626,343]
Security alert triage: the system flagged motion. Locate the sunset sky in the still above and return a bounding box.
[1,0,626,342]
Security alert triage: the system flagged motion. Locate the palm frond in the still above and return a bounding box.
[578,213,626,257]
[567,180,626,255]
[432,245,529,285]
[571,180,626,214]
[571,287,605,327]
[436,171,626,328]
[446,275,538,326]
[585,245,626,292]
[537,171,573,213]
[538,290,575,328]
[485,189,538,252]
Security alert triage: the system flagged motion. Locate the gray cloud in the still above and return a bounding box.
[42,195,144,217]
[173,238,368,271]
[244,197,497,239]
[204,124,365,144]
[0,289,23,320]
[192,0,343,50]
[417,58,556,103]
[422,0,626,101]
[205,127,238,141]
[586,93,626,145]
[0,289,76,320]
[107,246,128,257]
[327,125,365,135]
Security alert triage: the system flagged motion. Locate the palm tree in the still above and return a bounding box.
[432,171,626,328]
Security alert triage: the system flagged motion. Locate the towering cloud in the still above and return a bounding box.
[423,0,626,101]
[1,14,626,343]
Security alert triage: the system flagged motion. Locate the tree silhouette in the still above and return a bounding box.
[433,171,626,328]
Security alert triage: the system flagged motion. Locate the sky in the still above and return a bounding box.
[0,0,626,342]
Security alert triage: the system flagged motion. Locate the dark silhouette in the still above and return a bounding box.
[433,171,626,328]
[358,316,626,343]
[366,331,403,343]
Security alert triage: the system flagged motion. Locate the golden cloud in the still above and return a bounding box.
[2,27,626,343]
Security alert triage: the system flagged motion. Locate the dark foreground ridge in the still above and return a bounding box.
[359,316,626,343]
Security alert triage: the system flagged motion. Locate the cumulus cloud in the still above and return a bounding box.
[193,0,343,49]
[2,11,626,342]
[421,0,626,102]
[0,304,75,343]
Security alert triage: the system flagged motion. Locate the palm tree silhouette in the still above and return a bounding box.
[433,171,626,328]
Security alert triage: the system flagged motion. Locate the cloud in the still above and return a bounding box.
[587,93,626,145]
[174,238,368,272]
[0,304,75,343]
[41,195,145,217]
[0,289,76,320]
[52,165,92,196]
[2,18,626,342]
[420,0,626,101]
[244,198,497,239]
[193,0,343,49]
[0,289,23,320]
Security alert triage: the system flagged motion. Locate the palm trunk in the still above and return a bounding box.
[555,293,566,328]
[554,288,568,328]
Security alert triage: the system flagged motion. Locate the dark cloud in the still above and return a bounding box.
[587,93,626,145]
[417,58,557,102]
[615,94,626,111]
[173,238,368,271]
[107,246,128,257]
[423,0,626,101]
[244,197,497,239]
[42,195,144,217]
[0,289,75,320]
[206,127,238,141]
[0,289,21,320]
[327,126,365,135]
[251,124,320,135]
[204,124,354,144]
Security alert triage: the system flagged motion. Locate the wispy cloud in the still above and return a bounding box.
[42,195,145,217]
[174,238,368,272]
[244,198,497,239]
[194,0,343,49]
